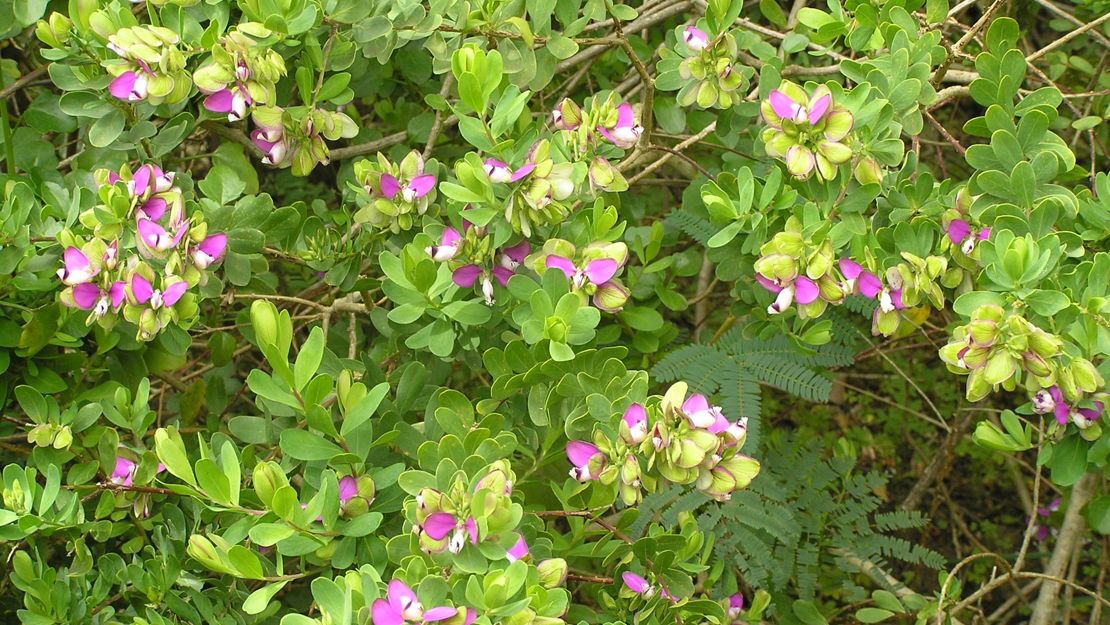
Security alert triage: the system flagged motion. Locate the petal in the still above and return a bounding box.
[387,580,417,613]
[755,273,782,293]
[503,241,530,264]
[72,283,101,309]
[491,266,513,287]
[857,271,882,298]
[509,162,535,182]
[63,247,91,274]
[372,600,404,625]
[422,512,457,540]
[109,281,127,307]
[565,441,601,467]
[615,103,635,129]
[109,71,138,100]
[807,94,831,124]
[452,265,482,288]
[423,608,458,622]
[545,255,577,279]
[682,394,710,416]
[584,258,619,285]
[204,89,235,113]
[464,609,477,625]
[163,282,189,306]
[441,227,461,248]
[465,516,479,544]
[794,276,820,305]
[622,571,649,594]
[768,90,801,120]
[140,196,168,221]
[978,227,991,241]
[379,174,401,199]
[130,273,153,305]
[132,165,152,197]
[338,476,358,502]
[112,456,136,481]
[947,219,971,245]
[137,218,166,248]
[623,403,646,429]
[407,174,436,198]
[199,233,228,259]
[507,533,529,561]
[838,258,862,280]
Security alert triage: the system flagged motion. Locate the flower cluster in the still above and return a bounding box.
[940,305,1106,414]
[675,26,747,109]
[527,239,631,313]
[752,226,842,318]
[760,81,854,180]
[566,382,759,504]
[484,140,575,237]
[353,151,439,232]
[250,105,358,175]
[427,221,530,304]
[371,580,476,625]
[410,463,518,556]
[194,23,286,122]
[547,96,636,194]
[58,164,226,340]
[104,25,191,105]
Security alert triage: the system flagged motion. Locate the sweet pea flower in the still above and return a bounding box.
[621,403,648,445]
[422,512,479,554]
[506,533,529,562]
[452,241,529,304]
[756,273,820,315]
[338,476,358,504]
[70,281,126,317]
[622,572,654,597]
[681,393,730,433]
[129,164,176,199]
[193,233,228,269]
[1032,386,1066,423]
[552,98,583,131]
[947,219,991,255]
[381,173,437,203]
[1073,400,1105,429]
[371,580,459,625]
[203,84,252,122]
[767,89,831,126]
[877,288,904,314]
[58,247,98,285]
[727,594,744,619]
[683,26,710,51]
[109,69,150,102]
[566,440,606,482]
[838,258,882,299]
[137,218,189,254]
[483,159,513,183]
[598,103,643,149]
[130,273,189,310]
[110,456,137,486]
[426,227,461,262]
[545,256,619,290]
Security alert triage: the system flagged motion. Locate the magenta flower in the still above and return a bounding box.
[422,512,479,554]
[566,440,606,482]
[137,218,189,255]
[129,164,175,198]
[878,287,904,314]
[681,394,730,433]
[339,476,358,504]
[70,281,126,317]
[683,26,709,51]
[109,70,149,102]
[483,159,513,184]
[193,233,228,269]
[426,227,461,262]
[545,256,619,290]
[947,219,991,255]
[380,173,437,203]
[727,593,744,619]
[1032,386,1069,424]
[130,273,188,310]
[622,571,653,596]
[506,533,529,562]
[760,273,819,315]
[203,85,252,122]
[57,247,98,285]
[251,125,287,166]
[598,103,643,149]
[621,403,648,445]
[452,240,529,304]
[1034,497,1062,541]
[838,258,882,299]
[110,456,137,486]
[371,580,458,625]
[768,89,831,126]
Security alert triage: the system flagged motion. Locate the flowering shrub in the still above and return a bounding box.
[1,0,1110,624]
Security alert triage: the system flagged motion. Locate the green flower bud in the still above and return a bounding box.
[187,535,226,572]
[252,461,287,508]
[966,368,991,402]
[983,351,1018,385]
[1029,330,1062,358]
[1072,358,1104,392]
[853,156,883,185]
[36,13,72,48]
[968,319,998,346]
[1022,352,1052,377]
[537,558,568,588]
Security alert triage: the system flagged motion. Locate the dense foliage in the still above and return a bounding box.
[1,0,1110,624]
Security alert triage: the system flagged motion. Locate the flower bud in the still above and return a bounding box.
[983,351,1018,385]
[36,12,72,48]
[1022,352,1052,377]
[537,558,568,588]
[967,319,998,346]
[252,461,287,508]
[1029,330,1062,358]
[853,156,883,185]
[249,300,280,347]
[187,535,225,572]
[552,98,583,131]
[1072,358,1104,392]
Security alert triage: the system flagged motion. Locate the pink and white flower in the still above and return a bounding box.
[598,103,643,149]
[371,580,459,625]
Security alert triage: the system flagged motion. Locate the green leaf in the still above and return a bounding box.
[88,109,126,148]
[195,458,232,505]
[546,35,579,60]
[792,600,829,625]
[856,608,895,623]
[249,523,296,546]
[155,428,197,487]
[1088,496,1110,534]
[244,581,289,615]
[280,430,343,461]
[925,0,948,24]
[1048,434,1087,486]
[341,382,389,436]
[294,327,325,392]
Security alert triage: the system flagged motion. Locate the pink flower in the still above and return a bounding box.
[137,218,189,254]
[110,456,137,486]
[622,571,653,596]
[947,219,991,254]
[69,281,126,317]
[545,256,620,290]
[338,476,358,504]
[506,533,529,562]
[681,394,730,433]
[371,580,459,625]
[380,173,436,202]
[756,270,820,315]
[422,512,479,554]
[768,89,830,126]
[193,233,228,269]
[838,258,882,299]
[57,247,97,285]
[683,26,710,51]
[598,103,643,149]
[203,85,252,122]
[727,593,744,619]
[566,441,605,482]
[109,70,149,102]
[483,159,513,183]
[130,273,188,310]
[621,403,648,445]
[426,227,461,262]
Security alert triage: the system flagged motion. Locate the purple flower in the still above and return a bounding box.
[506,533,529,562]
[381,173,437,202]
[422,512,479,554]
[598,103,643,149]
[757,272,820,315]
[947,219,991,254]
[1073,400,1105,429]
[681,394,730,433]
[727,594,744,619]
[426,226,461,262]
[768,89,830,126]
[371,580,458,625]
[203,85,252,122]
[109,70,149,102]
[566,441,606,482]
[878,288,904,314]
[621,403,648,445]
[130,164,175,198]
[338,476,358,504]
[137,218,189,254]
[70,281,126,317]
[110,456,136,486]
[251,127,287,166]
[545,256,620,290]
[130,273,188,310]
[683,26,709,51]
[452,240,529,304]
[1034,497,1062,541]
[57,247,97,285]
[622,571,653,596]
[838,258,882,298]
[193,233,228,269]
